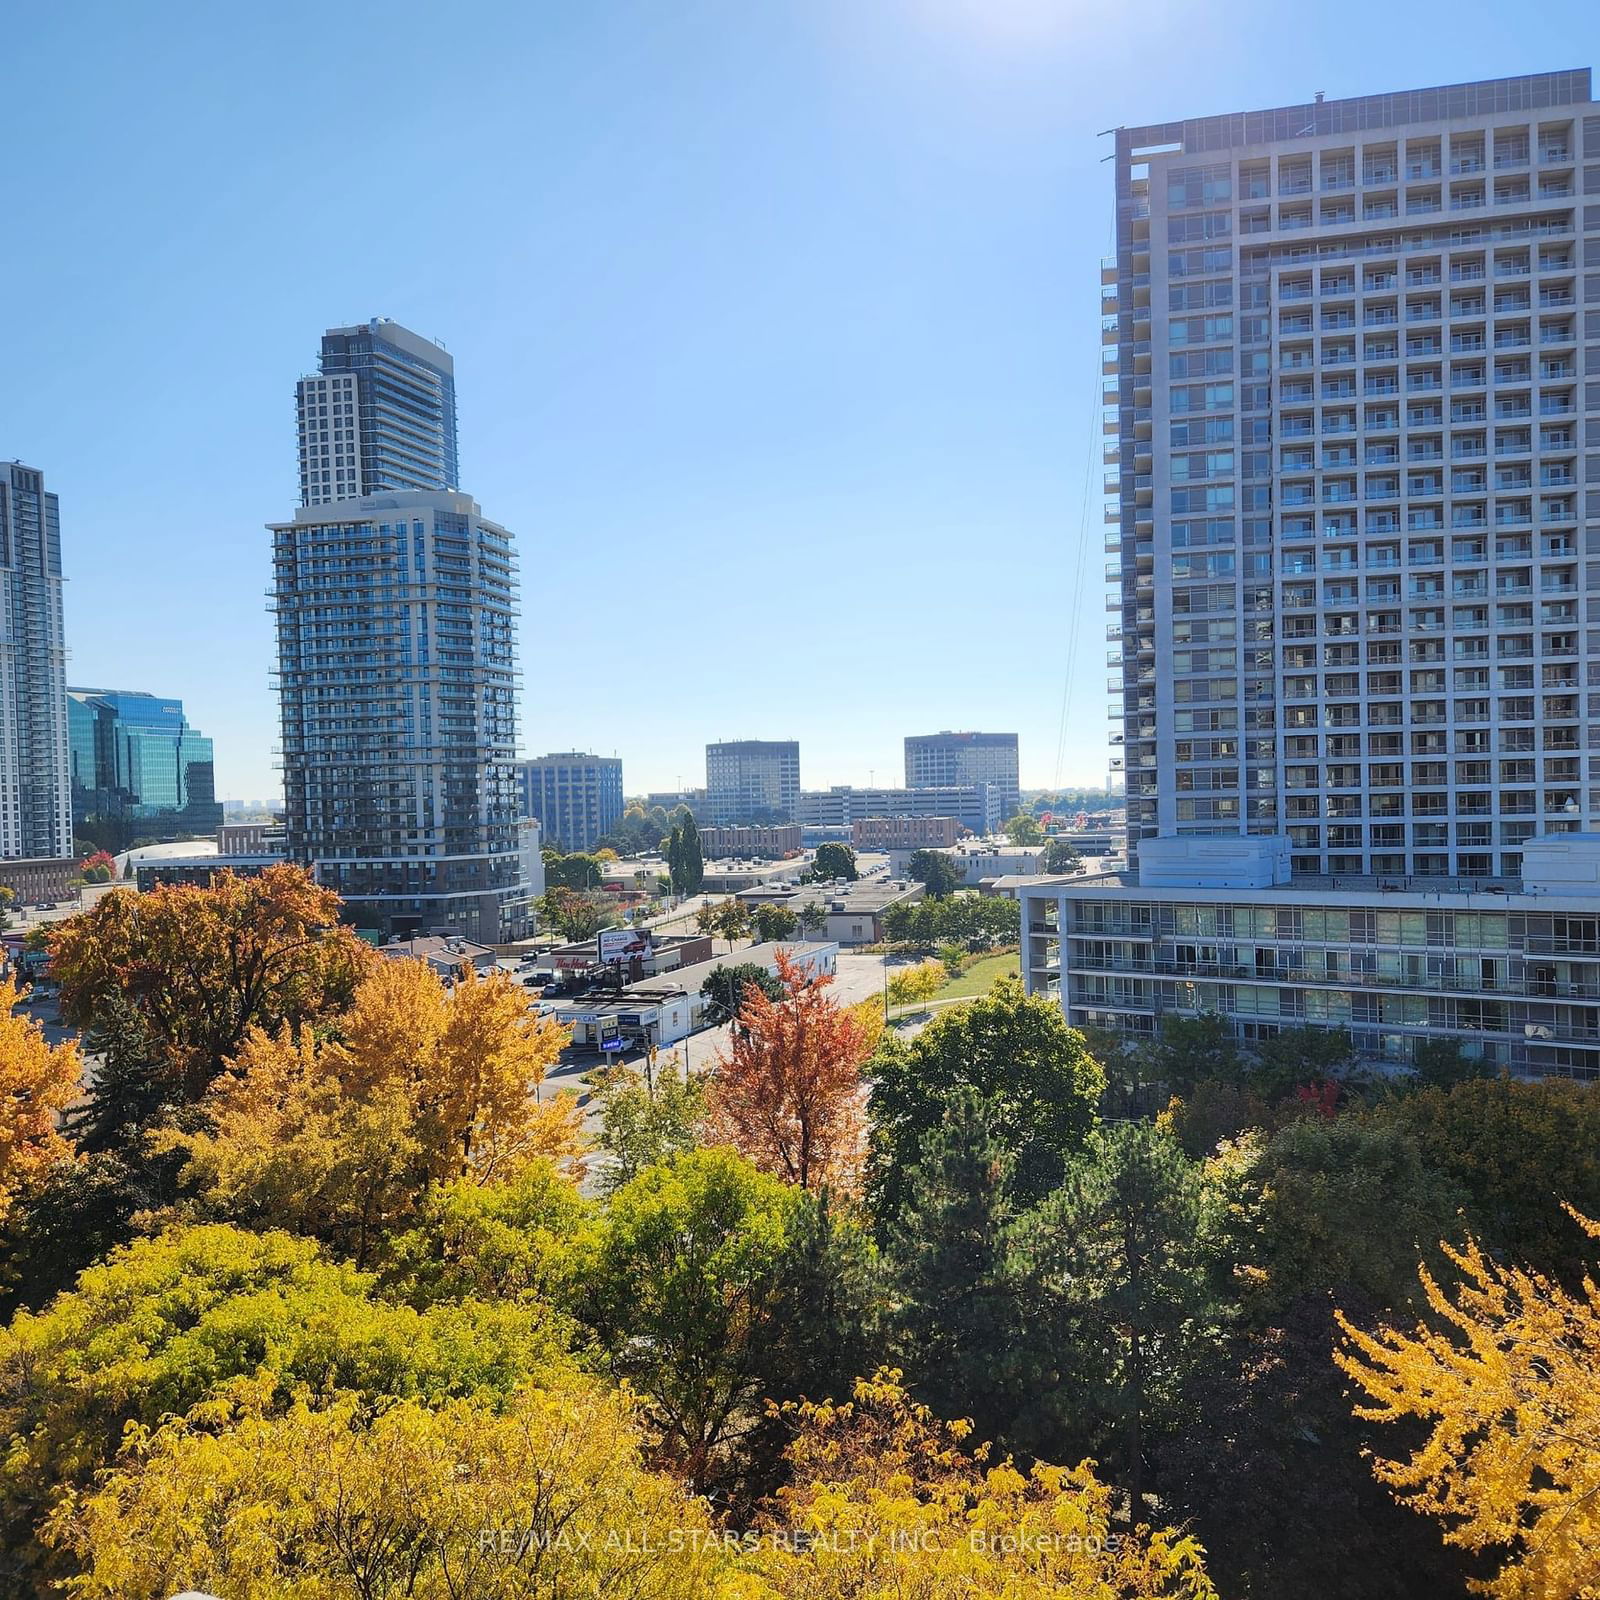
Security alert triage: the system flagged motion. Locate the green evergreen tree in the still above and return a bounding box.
[1012,1121,1216,1511]
[665,825,684,895]
[883,1086,1021,1446]
[679,813,704,894]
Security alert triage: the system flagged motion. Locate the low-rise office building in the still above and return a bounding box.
[698,823,802,858]
[0,857,79,905]
[1019,834,1600,1080]
[852,815,964,851]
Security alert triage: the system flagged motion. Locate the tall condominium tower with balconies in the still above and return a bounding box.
[0,463,71,861]
[1104,68,1596,877]
[297,318,458,508]
[1019,71,1600,1081]
[273,322,529,942]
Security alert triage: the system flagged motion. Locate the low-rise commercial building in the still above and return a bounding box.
[852,815,964,851]
[889,841,1049,887]
[735,879,924,946]
[1019,834,1600,1081]
[701,859,808,894]
[133,854,284,891]
[699,823,802,858]
[556,940,839,1049]
[532,932,714,983]
[379,935,501,979]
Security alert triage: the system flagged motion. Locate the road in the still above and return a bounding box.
[548,947,899,1177]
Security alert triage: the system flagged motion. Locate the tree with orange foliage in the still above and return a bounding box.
[0,976,82,1220]
[163,958,581,1265]
[49,865,371,1099]
[704,951,868,1192]
[1336,1208,1600,1600]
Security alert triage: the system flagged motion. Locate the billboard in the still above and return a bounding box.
[598,927,653,965]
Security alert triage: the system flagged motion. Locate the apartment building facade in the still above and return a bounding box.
[1106,68,1597,877]
[517,752,623,853]
[271,488,529,942]
[297,318,459,509]
[1040,69,1600,1078]
[0,463,71,860]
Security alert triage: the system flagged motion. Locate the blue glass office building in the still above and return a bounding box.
[67,688,221,845]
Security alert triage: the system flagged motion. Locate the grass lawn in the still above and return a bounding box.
[930,950,1019,1002]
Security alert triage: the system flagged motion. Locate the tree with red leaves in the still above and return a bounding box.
[704,951,869,1192]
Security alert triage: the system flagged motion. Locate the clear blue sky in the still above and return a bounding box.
[3,0,1588,802]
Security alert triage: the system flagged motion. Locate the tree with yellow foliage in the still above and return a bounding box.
[0,975,81,1220]
[886,959,945,1011]
[742,1368,1216,1599]
[49,864,371,1099]
[166,958,582,1265]
[1336,1208,1600,1600]
[45,1376,725,1600]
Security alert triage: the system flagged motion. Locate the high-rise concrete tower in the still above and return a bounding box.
[297,318,459,508]
[0,463,71,860]
[1018,69,1600,1081]
[1101,67,1596,880]
[275,324,529,942]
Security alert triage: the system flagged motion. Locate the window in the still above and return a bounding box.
[1168,164,1232,208]
[1168,211,1232,243]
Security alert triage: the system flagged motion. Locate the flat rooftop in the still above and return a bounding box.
[1121,68,1591,157]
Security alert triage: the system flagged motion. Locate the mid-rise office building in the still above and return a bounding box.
[1034,69,1600,1078]
[798,783,1003,839]
[272,487,526,941]
[68,688,221,844]
[297,318,458,508]
[517,752,623,853]
[0,463,71,860]
[905,731,1020,819]
[705,739,801,823]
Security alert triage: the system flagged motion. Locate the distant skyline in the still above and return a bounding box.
[4,0,1590,800]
